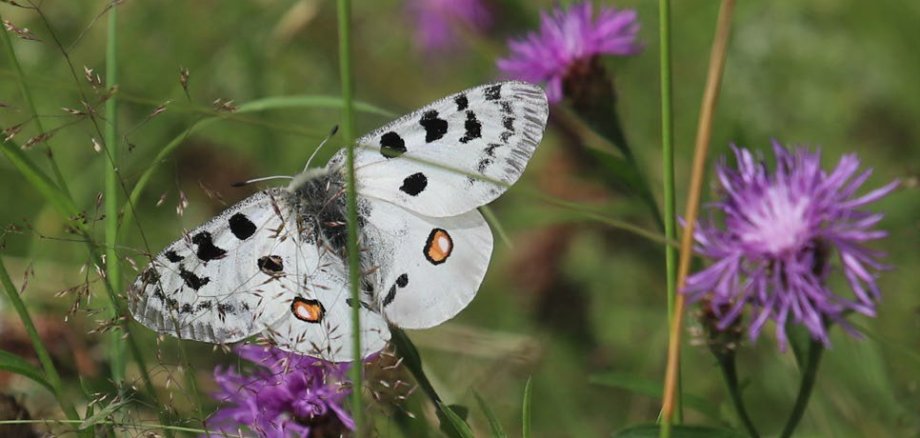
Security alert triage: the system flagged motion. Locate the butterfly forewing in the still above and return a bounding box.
[128,187,390,358]
[331,81,549,218]
[361,197,493,329]
[129,189,296,343]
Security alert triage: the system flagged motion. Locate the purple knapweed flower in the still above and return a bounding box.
[407,0,491,52]
[205,345,354,437]
[497,1,641,102]
[684,141,898,349]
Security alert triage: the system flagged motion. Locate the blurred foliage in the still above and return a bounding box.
[0,0,918,436]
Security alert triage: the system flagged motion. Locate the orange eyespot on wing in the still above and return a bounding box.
[291,297,325,323]
[424,228,453,265]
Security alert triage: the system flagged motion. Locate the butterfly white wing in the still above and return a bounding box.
[360,197,493,329]
[264,250,390,362]
[329,81,548,217]
[128,189,295,343]
[128,187,389,360]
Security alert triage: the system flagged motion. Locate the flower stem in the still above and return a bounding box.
[658,0,681,422]
[336,0,363,432]
[716,354,759,437]
[660,0,736,436]
[780,339,824,437]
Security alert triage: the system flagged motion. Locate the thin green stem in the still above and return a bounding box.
[716,355,759,437]
[660,1,736,436]
[0,259,81,424]
[658,0,681,422]
[104,3,126,387]
[780,340,824,438]
[0,12,70,197]
[0,419,206,434]
[336,0,363,433]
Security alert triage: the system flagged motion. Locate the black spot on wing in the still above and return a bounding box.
[419,110,448,143]
[196,301,213,311]
[484,84,502,101]
[459,111,482,144]
[192,231,226,261]
[229,213,256,240]
[178,266,210,290]
[455,94,469,111]
[380,131,406,158]
[164,251,183,263]
[383,285,397,307]
[257,255,284,275]
[384,273,410,307]
[400,173,428,196]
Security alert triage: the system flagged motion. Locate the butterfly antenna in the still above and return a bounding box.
[303,125,339,172]
[231,175,294,187]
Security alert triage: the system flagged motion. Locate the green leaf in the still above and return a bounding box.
[589,372,721,421]
[392,328,474,437]
[522,376,533,438]
[390,328,441,404]
[614,424,746,438]
[436,402,474,438]
[0,349,53,392]
[474,391,508,438]
[786,322,812,370]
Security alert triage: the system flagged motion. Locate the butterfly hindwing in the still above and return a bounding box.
[264,249,390,362]
[360,197,493,329]
[329,81,549,217]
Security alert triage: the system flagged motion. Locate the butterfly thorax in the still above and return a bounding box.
[285,168,355,255]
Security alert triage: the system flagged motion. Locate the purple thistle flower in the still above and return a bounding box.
[497,1,641,103]
[684,141,899,349]
[407,0,492,52]
[205,345,354,437]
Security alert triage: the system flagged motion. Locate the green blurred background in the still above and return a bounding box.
[1,0,918,436]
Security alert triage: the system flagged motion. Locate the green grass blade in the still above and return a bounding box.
[480,205,513,249]
[474,390,508,438]
[104,2,126,387]
[437,402,475,438]
[522,376,533,438]
[0,12,70,196]
[336,0,363,433]
[79,399,131,430]
[0,259,80,421]
[0,349,54,393]
[658,0,682,422]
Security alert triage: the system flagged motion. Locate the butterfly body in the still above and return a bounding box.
[128,81,548,361]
